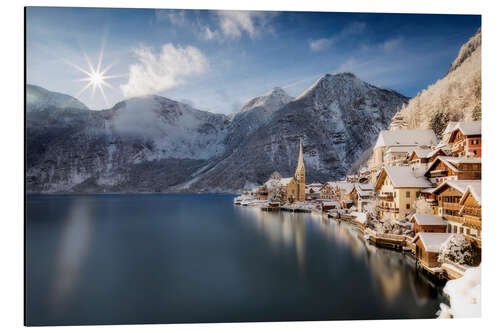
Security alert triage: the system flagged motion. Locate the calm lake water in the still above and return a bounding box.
[26,194,446,326]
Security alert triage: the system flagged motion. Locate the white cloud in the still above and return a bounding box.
[155,9,187,26]
[309,21,366,52]
[201,26,219,41]
[382,37,404,53]
[201,11,276,42]
[309,38,333,52]
[120,44,209,98]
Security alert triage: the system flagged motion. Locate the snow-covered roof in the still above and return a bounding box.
[459,183,482,206]
[323,181,354,193]
[431,179,482,195]
[355,183,374,197]
[426,156,481,174]
[420,187,436,194]
[410,148,433,158]
[414,232,452,252]
[279,177,294,186]
[374,129,438,149]
[411,213,447,226]
[382,166,431,188]
[443,122,459,135]
[386,146,415,154]
[449,121,482,137]
[322,201,341,208]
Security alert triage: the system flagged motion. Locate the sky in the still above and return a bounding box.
[26,7,481,114]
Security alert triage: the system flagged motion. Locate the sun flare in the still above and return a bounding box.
[64,42,125,108]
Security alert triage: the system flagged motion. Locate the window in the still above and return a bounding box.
[406,191,410,198]
[406,204,410,209]
[473,150,478,155]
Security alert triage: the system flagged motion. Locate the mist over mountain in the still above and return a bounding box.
[26,73,407,193]
[27,84,89,112]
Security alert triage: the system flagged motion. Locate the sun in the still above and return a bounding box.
[64,42,124,108]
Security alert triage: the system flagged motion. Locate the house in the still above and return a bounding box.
[375,166,431,220]
[431,180,481,235]
[425,156,481,186]
[368,129,438,182]
[351,183,375,211]
[413,232,452,268]
[448,121,481,157]
[320,182,338,200]
[410,213,447,234]
[322,200,341,212]
[320,181,354,201]
[383,146,413,166]
[408,148,446,167]
[459,183,482,241]
[388,111,408,131]
[305,183,322,201]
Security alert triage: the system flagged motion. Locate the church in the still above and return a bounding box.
[262,139,306,203]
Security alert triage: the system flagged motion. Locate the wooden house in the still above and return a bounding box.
[431,180,481,235]
[459,183,482,241]
[410,213,447,234]
[413,232,452,268]
[425,156,481,186]
[409,148,446,167]
[448,121,481,157]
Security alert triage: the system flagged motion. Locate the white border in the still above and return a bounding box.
[2,0,499,332]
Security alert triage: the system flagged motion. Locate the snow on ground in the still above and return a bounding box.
[351,212,367,225]
[438,265,481,318]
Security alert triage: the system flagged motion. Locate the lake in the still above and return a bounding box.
[25,194,446,326]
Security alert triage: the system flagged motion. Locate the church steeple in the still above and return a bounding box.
[294,138,306,202]
[295,138,305,178]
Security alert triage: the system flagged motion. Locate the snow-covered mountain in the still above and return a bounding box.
[26,74,407,193]
[27,84,88,112]
[184,73,408,192]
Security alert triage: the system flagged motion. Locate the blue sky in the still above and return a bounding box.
[26,7,480,113]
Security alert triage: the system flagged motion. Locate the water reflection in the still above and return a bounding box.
[237,206,442,306]
[235,208,307,272]
[49,198,94,313]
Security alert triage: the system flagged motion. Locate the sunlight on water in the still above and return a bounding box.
[50,199,94,313]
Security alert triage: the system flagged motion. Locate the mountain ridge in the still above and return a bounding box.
[27,73,408,193]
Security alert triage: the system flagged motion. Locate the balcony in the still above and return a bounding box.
[442,202,460,211]
[443,214,463,223]
[430,169,448,176]
[377,206,399,213]
[426,199,438,206]
[378,192,394,201]
[463,215,482,229]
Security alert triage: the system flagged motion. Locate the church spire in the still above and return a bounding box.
[295,138,305,180]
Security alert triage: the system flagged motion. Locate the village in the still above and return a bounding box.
[234,111,482,282]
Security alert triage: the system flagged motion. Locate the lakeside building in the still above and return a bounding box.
[348,183,375,211]
[320,181,354,201]
[431,180,482,242]
[375,166,431,220]
[413,232,453,269]
[306,183,322,201]
[425,156,481,186]
[258,140,307,203]
[448,121,482,157]
[410,213,447,234]
[367,129,438,183]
